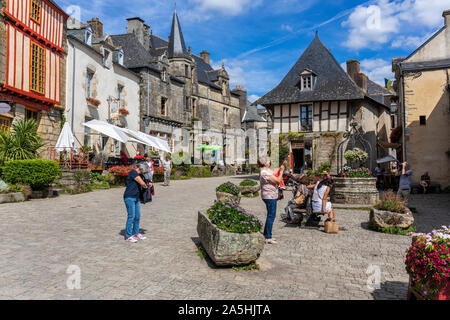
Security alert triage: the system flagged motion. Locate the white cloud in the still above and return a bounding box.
[281,24,293,32]
[342,0,449,50]
[248,94,260,103]
[188,0,262,16]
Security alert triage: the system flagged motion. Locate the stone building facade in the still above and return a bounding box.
[111,11,245,163]
[392,10,450,186]
[256,34,393,174]
[65,18,141,158]
[0,0,68,158]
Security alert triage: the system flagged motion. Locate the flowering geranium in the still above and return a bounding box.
[86,97,101,106]
[374,191,408,213]
[207,200,262,234]
[405,226,450,299]
[118,108,129,115]
[108,165,137,176]
[342,166,372,178]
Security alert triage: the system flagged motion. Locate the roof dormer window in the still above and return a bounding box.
[85,27,92,46]
[118,48,124,65]
[300,69,316,91]
[103,48,111,68]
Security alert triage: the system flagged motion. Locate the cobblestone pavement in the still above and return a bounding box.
[0,176,448,300]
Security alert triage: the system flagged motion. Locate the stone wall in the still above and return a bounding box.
[58,169,91,192]
[312,133,343,174]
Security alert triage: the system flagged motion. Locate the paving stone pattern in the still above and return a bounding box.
[0,176,448,300]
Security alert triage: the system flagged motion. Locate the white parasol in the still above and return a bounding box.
[55,122,76,152]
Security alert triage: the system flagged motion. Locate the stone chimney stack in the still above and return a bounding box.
[346,59,367,93]
[200,50,210,65]
[232,85,247,122]
[127,17,150,51]
[87,18,103,38]
[443,9,450,27]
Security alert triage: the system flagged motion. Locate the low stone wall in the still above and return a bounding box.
[331,177,379,205]
[0,192,25,204]
[58,169,91,192]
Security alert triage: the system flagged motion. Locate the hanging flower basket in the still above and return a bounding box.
[118,108,130,116]
[86,97,101,107]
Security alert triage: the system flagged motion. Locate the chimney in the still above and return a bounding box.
[443,9,450,27]
[232,85,247,121]
[200,50,210,65]
[87,18,103,38]
[127,17,150,51]
[346,59,367,93]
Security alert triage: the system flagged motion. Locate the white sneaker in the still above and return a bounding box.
[133,234,147,240]
[126,237,138,243]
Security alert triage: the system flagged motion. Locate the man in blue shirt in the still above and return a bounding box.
[397,162,412,203]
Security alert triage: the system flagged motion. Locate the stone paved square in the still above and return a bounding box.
[0,175,448,300]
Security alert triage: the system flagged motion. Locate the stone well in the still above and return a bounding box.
[197,211,265,266]
[331,177,379,205]
[216,192,241,204]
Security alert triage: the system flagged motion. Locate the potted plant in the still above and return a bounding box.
[197,200,265,266]
[238,179,259,197]
[369,191,414,231]
[118,108,130,116]
[86,97,101,107]
[405,226,450,300]
[216,181,241,204]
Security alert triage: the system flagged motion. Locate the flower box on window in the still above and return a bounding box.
[86,97,101,107]
[118,108,129,116]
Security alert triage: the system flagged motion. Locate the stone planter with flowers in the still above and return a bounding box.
[238,179,259,197]
[216,182,241,204]
[369,191,414,231]
[405,226,450,300]
[197,200,265,266]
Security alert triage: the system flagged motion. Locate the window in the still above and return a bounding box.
[301,75,313,90]
[161,68,167,82]
[30,42,45,95]
[30,0,41,24]
[161,97,167,116]
[185,97,189,111]
[0,116,11,132]
[300,105,313,131]
[185,65,189,77]
[84,123,91,147]
[192,98,197,117]
[85,29,92,46]
[391,115,395,129]
[86,70,94,98]
[117,49,124,65]
[419,115,426,126]
[25,108,39,122]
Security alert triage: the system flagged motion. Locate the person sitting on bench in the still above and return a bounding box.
[312,177,336,221]
[420,172,431,194]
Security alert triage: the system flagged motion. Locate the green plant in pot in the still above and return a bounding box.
[216,182,241,203]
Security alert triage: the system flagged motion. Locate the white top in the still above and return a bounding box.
[312,184,328,202]
[162,159,171,170]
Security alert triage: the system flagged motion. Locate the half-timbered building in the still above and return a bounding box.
[0,0,68,156]
[256,33,393,174]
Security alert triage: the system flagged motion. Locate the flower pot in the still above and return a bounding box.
[369,207,414,229]
[197,211,265,266]
[407,278,450,300]
[238,185,259,195]
[216,191,241,204]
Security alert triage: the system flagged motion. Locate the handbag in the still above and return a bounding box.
[295,185,306,206]
[324,220,339,234]
[278,188,284,201]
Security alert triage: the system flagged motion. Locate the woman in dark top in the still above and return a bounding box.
[124,163,150,243]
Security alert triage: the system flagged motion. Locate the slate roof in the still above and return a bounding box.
[110,33,152,68]
[243,101,266,123]
[399,58,450,72]
[256,34,365,106]
[191,54,222,90]
[168,11,191,60]
[367,79,393,105]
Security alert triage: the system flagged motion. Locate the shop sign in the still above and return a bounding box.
[0,102,11,114]
[291,142,304,149]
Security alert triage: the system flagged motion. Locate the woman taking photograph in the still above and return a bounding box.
[311,177,336,221]
[123,163,151,243]
[258,156,288,244]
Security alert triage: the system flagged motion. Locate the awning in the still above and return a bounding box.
[55,122,76,152]
[376,155,400,164]
[377,140,401,149]
[82,120,170,152]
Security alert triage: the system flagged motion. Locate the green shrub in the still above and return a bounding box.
[216,182,240,196]
[240,179,258,186]
[443,186,450,193]
[90,182,110,190]
[368,221,416,235]
[3,159,60,190]
[375,191,408,213]
[207,200,263,234]
[0,119,44,165]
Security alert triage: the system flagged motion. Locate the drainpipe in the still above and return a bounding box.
[70,40,76,134]
[146,70,150,119]
[207,87,211,130]
[400,69,406,162]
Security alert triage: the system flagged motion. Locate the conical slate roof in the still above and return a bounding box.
[256,34,365,106]
[168,10,190,59]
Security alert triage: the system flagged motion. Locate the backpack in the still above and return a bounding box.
[295,185,307,206]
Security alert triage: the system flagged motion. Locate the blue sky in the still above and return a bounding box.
[55,0,449,102]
